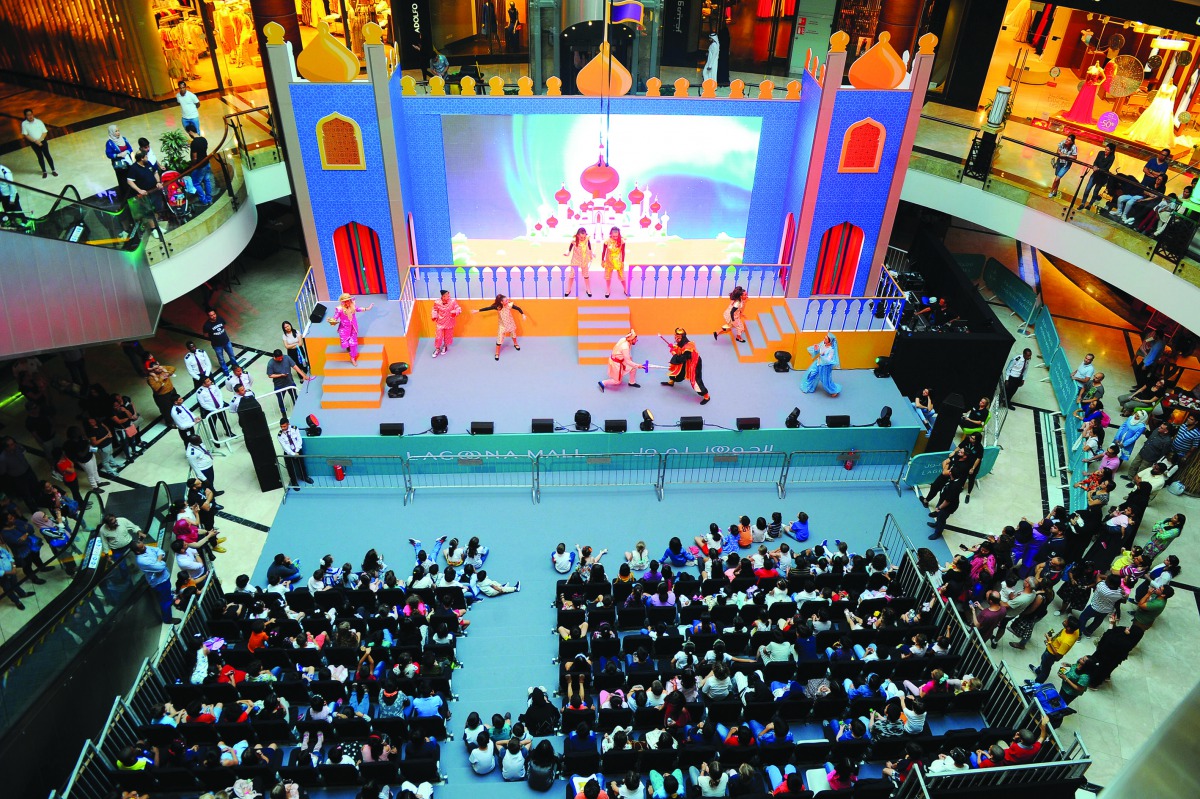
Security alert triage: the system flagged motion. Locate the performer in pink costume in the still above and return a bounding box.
[598,330,642,392]
[328,292,375,366]
[472,294,527,361]
[430,289,462,358]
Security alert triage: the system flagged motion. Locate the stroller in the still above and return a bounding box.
[1020,680,1074,727]
[160,170,191,225]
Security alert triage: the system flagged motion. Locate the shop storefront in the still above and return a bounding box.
[155,0,266,94]
[980,0,1200,156]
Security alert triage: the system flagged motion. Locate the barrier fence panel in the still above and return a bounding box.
[405,454,535,504]
[785,449,907,494]
[983,257,1039,326]
[660,451,789,497]
[277,454,407,492]
[1034,304,1060,363]
[874,513,915,564]
[535,453,662,501]
[1048,349,1078,419]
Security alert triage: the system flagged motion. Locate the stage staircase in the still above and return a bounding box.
[320,343,386,409]
[576,300,632,365]
[728,303,798,363]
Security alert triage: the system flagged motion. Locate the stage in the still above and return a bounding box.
[291,334,918,437]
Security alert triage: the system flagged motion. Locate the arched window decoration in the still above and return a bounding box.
[318,113,366,170]
[812,222,864,295]
[838,118,886,173]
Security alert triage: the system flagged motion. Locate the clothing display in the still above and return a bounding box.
[347,0,374,59]
[1128,83,1178,150]
[158,18,205,81]
[1062,65,1104,124]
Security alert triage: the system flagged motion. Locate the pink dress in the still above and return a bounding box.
[333,305,363,359]
[431,298,461,349]
[1062,71,1102,124]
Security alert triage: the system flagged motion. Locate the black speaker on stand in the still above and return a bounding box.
[236,396,284,492]
[927,392,965,453]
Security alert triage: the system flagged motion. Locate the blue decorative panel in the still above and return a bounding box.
[798,88,912,297]
[290,82,402,300]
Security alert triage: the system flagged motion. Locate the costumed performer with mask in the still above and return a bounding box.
[329,293,375,366]
[598,330,642,392]
[660,328,710,405]
[802,333,841,397]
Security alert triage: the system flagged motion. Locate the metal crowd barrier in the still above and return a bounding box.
[278,449,910,504]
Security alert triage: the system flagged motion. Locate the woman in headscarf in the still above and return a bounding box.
[328,292,374,366]
[802,333,841,396]
[104,125,135,199]
[1112,409,1149,464]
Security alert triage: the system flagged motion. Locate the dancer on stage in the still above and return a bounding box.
[328,293,375,366]
[430,290,462,358]
[661,328,710,405]
[713,286,748,343]
[600,226,627,298]
[472,294,527,361]
[598,330,641,392]
[802,333,841,397]
[563,227,594,298]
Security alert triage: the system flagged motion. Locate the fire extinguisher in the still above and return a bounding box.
[844,449,857,471]
[334,464,346,481]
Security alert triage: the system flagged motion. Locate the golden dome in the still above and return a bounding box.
[848,31,907,90]
[296,22,360,83]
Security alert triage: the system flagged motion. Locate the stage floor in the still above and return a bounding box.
[292,335,919,435]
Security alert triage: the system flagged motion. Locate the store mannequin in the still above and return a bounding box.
[716,25,730,86]
[481,1,501,53]
[702,32,719,84]
[1128,79,1179,150]
[505,1,520,53]
[1062,62,1104,125]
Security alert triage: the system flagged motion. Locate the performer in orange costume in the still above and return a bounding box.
[661,328,710,405]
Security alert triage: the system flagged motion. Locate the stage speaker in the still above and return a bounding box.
[736,417,760,431]
[826,414,851,428]
[235,396,284,492]
[387,387,405,398]
[680,416,704,431]
[773,351,792,373]
[876,406,893,427]
[309,303,328,324]
[532,418,555,434]
[379,422,405,436]
[574,410,592,431]
[431,415,448,434]
[386,374,408,388]
[470,421,494,435]
[927,392,965,452]
[785,407,801,428]
[604,419,627,433]
[389,362,409,375]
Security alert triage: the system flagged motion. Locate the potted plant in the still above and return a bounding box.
[159,129,192,173]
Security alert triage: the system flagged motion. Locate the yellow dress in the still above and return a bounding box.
[603,237,625,278]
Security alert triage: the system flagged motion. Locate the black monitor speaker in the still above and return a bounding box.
[680,416,704,431]
[826,415,850,428]
[532,418,554,434]
[604,419,627,433]
[379,422,405,436]
[431,415,448,434]
[309,303,328,323]
[736,417,760,431]
[470,421,494,435]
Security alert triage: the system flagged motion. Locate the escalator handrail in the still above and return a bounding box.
[0,178,124,214]
[46,184,86,216]
[143,481,176,548]
[43,487,107,569]
[0,480,173,674]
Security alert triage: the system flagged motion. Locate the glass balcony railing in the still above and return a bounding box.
[912,106,1200,289]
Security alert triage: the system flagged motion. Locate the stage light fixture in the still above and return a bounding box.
[574,409,592,431]
[773,351,792,373]
[785,408,801,428]
[640,410,655,431]
[873,356,891,378]
[431,415,448,435]
[386,374,408,388]
[305,414,322,436]
[387,386,405,398]
[389,362,409,375]
[877,406,893,427]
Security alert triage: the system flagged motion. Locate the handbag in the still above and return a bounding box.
[125,423,139,438]
[1010,615,1036,640]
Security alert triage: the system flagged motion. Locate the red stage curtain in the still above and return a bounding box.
[333,222,386,294]
[813,222,864,295]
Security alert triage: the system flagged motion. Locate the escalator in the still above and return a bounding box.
[0,482,176,799]
[0,177,162,358]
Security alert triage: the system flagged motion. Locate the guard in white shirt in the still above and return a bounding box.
[169,395,199,445]
[1004,348,1032,410]
[183,341,214,389]
[196,376,233,438]
[185,435,221,494]
[278,418,313,488]
[228,364,253,393]
[229,384,255,417]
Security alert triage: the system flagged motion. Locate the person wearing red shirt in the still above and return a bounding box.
[1001,716,1048,764]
